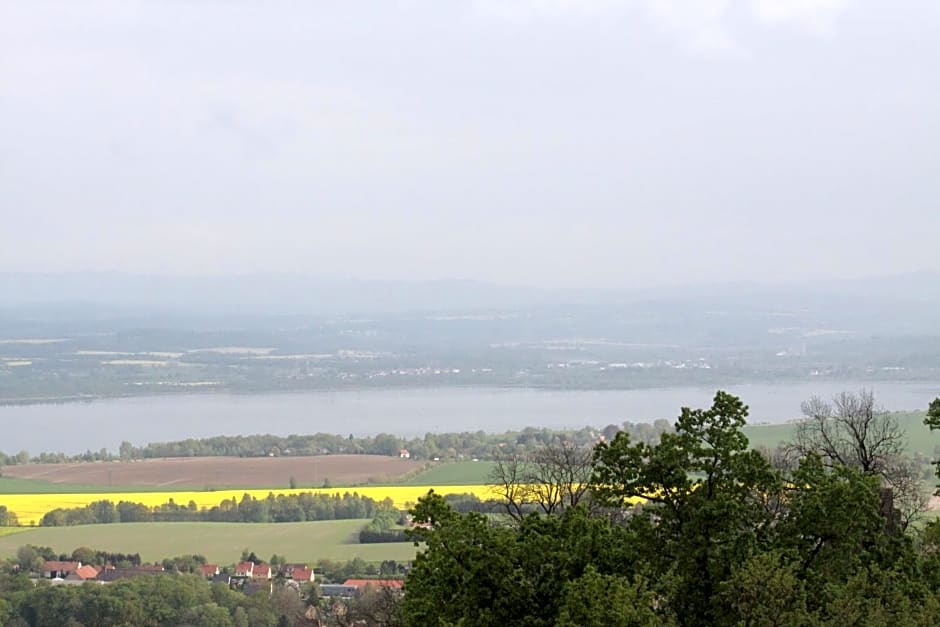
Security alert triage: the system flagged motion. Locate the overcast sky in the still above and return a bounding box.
[1,0,937,289]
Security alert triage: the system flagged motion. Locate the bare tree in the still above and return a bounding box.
[883,456,930,530]
[792,390,904,474]
[490,448,530,521]
[755,444,799,474]
[788,389,927,529]
[490,437,594,521]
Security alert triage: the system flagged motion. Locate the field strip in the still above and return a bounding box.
[156,478,192,487]
[0,520,420,563]
[0,484,500,526]
[0,527,28,539]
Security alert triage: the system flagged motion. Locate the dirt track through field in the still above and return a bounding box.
[1,455,423,488]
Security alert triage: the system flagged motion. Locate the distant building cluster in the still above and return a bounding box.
[37,558,403,599]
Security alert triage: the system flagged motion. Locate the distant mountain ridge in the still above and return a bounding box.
[1,271,938,324]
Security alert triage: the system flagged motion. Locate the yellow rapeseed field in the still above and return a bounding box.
[0,485,499,527]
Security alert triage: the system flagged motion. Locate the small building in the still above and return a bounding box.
[42,561,81,579]
[289,568,314,583]
[284,566,314,583]
[399,449,410,459]
[211,573,232,586]
[74,565,100,581]
[234,562,255,578]
[253,564,272,580]
[319,584,359,598]
[200,564,220,579]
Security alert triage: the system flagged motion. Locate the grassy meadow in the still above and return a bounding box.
[0,520,418,564]
[743,411,938,457]
[0,527,27,539]
[398,461,497,485]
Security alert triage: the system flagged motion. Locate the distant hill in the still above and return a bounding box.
[1,272,938,331]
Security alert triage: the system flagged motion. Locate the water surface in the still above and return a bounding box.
[0,382,935,453]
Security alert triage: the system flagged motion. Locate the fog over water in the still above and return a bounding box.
[1,382,935,454]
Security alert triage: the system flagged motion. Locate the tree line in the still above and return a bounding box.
[359,509,409,544]
[0,421,673,465]
[37,492,392,526]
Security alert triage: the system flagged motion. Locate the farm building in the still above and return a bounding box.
[42,560,81,579]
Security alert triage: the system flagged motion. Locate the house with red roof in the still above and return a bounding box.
[42,561,81,579]
[58,565,100,584]
[234,562,255,578]
[252,564,272,580]
[286,566,314,583]
[199,564,220,579]
[73,565,100,580]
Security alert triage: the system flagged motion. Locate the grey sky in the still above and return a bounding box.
[1,0,937,289]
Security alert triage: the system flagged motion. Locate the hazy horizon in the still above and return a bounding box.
[3,1,939,289]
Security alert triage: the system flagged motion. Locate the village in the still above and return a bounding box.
[32,557,402,596]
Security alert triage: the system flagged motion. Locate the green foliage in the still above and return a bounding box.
[719,551,811,626]
[591,391,781,623]
[2,572,308,626]
[556,567,662,627]
[925,397,940,431]
[360,507,408,543]
[404,493,644,627]
[0,506,18,527]
[402,391,940,627]
[925,398,940,483]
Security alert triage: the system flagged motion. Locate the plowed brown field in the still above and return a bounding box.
[1,455,422,488]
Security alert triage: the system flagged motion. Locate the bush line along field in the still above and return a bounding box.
[0,485,497,527]
[0,520,419,564]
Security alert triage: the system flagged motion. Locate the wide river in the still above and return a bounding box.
[1,382,937,454]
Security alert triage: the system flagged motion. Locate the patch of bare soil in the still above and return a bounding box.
[1,455,422,488]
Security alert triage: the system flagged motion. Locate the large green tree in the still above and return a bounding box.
[591,391,781,625]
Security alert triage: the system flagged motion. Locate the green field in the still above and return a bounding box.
[0,527,27,539]
[0,520,418,564]
[398,461,497,486]
[0,477,193,495]
[743,411,938,457]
